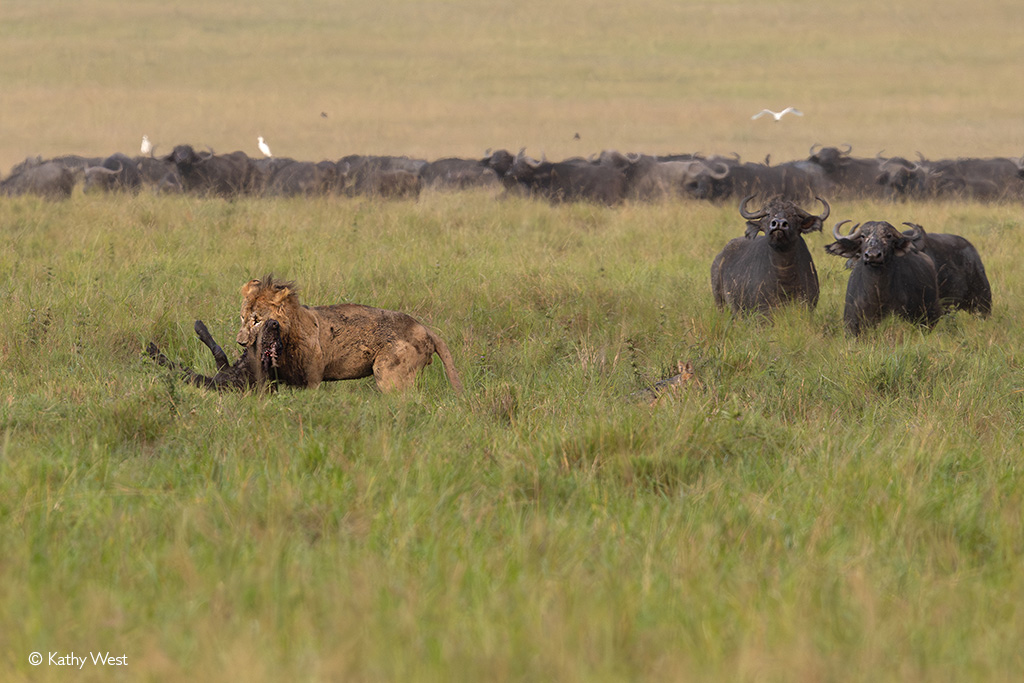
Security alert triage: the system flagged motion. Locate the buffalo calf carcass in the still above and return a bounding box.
[147,319,282,391]
[900,222,992,316]
[83,153,142,193]
[0,159,75,200]
[710,195,830,315]
[825,221,942,335]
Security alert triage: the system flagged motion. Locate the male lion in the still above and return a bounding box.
[236,275,464,394]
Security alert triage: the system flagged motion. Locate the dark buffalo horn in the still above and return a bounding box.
[809,143,822,157]
[738,195,767,220]
[707,160,730,179]
[901,222,925,240]
[832,219,861,241]
[813,196,830,222]
[840,143,852,155]
[85,164,119,175]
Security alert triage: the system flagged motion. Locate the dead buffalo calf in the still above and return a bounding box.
[148,319,282,391]
[901,222,992,316]
[710,195,830,315]
[825,221,942,335]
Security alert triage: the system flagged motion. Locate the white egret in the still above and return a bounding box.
[258,136,272,157]
[751,107,803,121]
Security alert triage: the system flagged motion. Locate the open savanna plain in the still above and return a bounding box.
[3,193,1024,682]
[3,0,1024,681]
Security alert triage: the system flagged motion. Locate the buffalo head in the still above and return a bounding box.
[808,144,852,173]
[825,220,921,267]
[739,195,830,245]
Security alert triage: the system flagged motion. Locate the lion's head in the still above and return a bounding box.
[236,275,300,346]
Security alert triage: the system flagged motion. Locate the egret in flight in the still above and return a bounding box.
[751,107,803,121]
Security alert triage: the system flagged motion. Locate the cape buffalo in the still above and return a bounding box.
[598,152,729,202]
[135,155,177,188]
[166,145,260,197]
[338,155,426,197]
[825,221,942,335]
[710,195,830,314]
[807,144,889,199]
[925,157,1024,201]
[258,158,339,197]
[901,223,992,316]
[0,159,75,200]
[419,157,501,191]
[504,150,627,205]
[83,153,142,193]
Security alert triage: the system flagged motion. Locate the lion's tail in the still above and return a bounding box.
[427,329,464,395]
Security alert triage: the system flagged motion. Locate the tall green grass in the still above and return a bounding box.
[3,0,1024,679]
[2,191,1022,681]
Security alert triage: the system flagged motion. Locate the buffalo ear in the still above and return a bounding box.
[799,215,824,234]
[893,235,917,257]
[240,278,261,301]
[824,240,860,260]
[744,220,762,239]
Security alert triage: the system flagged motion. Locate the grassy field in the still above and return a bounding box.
[3,0,1024,681]
[3,192,1023,681]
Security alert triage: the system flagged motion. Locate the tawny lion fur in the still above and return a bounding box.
[235,275,463,394]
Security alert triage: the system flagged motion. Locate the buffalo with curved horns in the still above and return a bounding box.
[83,153,141,193]
[825,220,942,335]
[710,195,830,314]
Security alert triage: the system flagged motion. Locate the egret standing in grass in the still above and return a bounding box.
[258,136,272,158]
[141,135,153,156]
[751,107,803,121]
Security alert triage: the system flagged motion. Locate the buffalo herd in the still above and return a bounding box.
[3,143,1024,203]
[2,142,999,336]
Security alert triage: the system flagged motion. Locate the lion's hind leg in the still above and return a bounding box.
[372,340,433,393]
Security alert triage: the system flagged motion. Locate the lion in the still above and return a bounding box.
[235,275,464,394]
[148,318,283,391]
